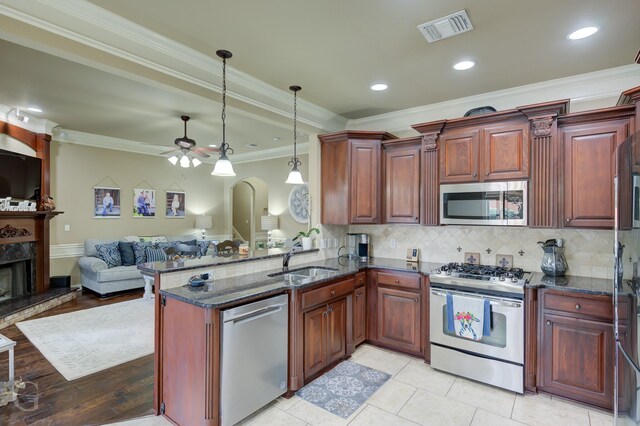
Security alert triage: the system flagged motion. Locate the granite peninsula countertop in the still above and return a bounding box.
[159,257,442,309]
[526,272,634,296]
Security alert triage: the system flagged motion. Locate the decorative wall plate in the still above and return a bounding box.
[289,184,310,224]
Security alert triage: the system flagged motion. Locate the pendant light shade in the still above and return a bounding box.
[168,155,178,165]
[212,49,236,177]
[286,85,303,184]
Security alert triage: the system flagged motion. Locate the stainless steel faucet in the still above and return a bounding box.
[283,248,296,270]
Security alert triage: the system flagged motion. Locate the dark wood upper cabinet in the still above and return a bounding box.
[561,120,629,228]
[350,140,381,224]
[439,129,480,183]
[319,131,395,225]
[482,123,530,181]
[383,141,421,224]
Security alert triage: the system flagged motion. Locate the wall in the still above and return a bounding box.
[49,141,228,281]
[350,224,617,279]
[224,155,310,242]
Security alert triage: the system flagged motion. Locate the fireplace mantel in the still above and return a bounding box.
[0,211,64,219]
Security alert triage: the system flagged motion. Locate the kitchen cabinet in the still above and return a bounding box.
[300,277,354,380]
[354,283,366,346]
[319,131,396,225]
[439,122,529,184]
[538,290,621,410]
[561,120,629,228]
[368,270,424,356]
[383,140,421,224]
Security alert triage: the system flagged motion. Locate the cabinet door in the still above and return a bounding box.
[350,141,380,223]
[354,286,366,346]
[562,121,628,228]
[483,123,530,181]
[540,313,614,409]
[327,299,347,365]
[439,129,480,183]
[304,305,327,380]
[377,287,421,354]
[384,145,421,223]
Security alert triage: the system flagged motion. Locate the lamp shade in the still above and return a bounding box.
[195,215,213,230]
[286,169,304,185]
[260,215,278,231]
[211,158,236,176]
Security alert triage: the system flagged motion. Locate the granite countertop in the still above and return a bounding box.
[137,248,319,273]
[526,272,633,296]
[160,257,440,309]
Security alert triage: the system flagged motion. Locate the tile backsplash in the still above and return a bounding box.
[349,225,619,279]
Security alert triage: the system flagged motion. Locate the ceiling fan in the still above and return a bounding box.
[161,115,218,168]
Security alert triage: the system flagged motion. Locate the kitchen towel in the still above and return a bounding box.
[446,293,491,341]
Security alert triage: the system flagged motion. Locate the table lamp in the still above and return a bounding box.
[195,215,213,240]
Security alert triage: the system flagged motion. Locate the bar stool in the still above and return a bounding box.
[0,334,16,388]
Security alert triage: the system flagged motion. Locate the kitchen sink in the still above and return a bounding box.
[267,266,339,280]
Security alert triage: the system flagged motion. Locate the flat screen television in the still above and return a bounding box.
[0,148,42,201]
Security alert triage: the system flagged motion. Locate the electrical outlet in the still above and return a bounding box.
[390,239,397,248]
[64,224,70,232]
[200,270,214,280]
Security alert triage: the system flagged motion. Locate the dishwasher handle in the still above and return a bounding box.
[226,304,285,325]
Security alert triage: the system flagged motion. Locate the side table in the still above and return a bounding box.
[0,334,16,388]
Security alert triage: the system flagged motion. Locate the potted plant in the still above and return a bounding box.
[294,227,320,250]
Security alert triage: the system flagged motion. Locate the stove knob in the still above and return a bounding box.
[511,277,518,283]
[499,276,505,281]
[446,270,452,276]
[435,269,441,274]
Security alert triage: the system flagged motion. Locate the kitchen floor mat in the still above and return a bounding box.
[295,360,390,418]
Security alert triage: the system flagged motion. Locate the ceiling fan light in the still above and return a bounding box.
[179,155,190,168]
[286,169,304,185]
[191,157,202,167]
[211,158,236,176]
[168,155,178,165]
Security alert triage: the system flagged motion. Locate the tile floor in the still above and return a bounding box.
[109,344,621,426]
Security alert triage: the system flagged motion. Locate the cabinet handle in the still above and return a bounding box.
[323,311,328,317]
[330,290,336,296]
[546,320,551,326]
[328,307,333,313]
[485,171,489,176]
[356,293,361,298]
[414,298,419,302]
[473,172,478,177]
[575,304,581,310]
[373,217,377,221]
[395,279,400,283]
[566,218,571,223]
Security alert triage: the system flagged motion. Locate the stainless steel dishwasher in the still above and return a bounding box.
[221,294,289,426]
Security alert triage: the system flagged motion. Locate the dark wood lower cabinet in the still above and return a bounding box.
[376,286,421,354]
[327,299,347,365]
[540,312,613,409]
[354,286,366,345]
[304,305,328,380]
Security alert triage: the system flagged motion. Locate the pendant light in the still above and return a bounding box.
[286,85,304,185]
[211,49,236,177]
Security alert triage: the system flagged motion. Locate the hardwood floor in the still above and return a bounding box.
[0,290,154,426]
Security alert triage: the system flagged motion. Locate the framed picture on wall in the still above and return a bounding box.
[166,191,185,218]
[94,187,121,218]
[133,188,156,218]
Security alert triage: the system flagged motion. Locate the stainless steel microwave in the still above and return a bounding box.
[440,181,528,226]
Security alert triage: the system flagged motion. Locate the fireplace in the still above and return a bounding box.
[0,242,36,304]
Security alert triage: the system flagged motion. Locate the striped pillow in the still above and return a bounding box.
[145,247,167,263]
[95,242,122,268]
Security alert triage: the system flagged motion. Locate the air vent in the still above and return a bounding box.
[417,10,474,43]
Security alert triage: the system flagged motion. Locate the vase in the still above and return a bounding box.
[301,237,313,250]
[540,246,568,277]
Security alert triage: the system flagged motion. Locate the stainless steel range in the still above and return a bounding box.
[429,263,532,393]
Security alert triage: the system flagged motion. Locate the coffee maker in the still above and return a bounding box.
[346,233,370,261]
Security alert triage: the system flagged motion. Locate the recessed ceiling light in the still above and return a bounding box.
[273,137,281,143]
[567,26,599,40]
[453,60,475,71]
[370,83,388,91]
[209,144,217,147]
[26,107,42,113]
[245,143,260,148]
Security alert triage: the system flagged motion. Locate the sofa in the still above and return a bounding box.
[78,235,217,297]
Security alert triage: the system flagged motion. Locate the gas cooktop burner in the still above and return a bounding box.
[431,262,532,294]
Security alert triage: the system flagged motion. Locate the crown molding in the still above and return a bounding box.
[347,64,640,133]
[0,104,59,134]
[52,128,306,164]
[0,0,347,133]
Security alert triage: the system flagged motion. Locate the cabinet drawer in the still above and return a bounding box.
[543,291,612,321]
[302,278,354,310]
[355,272,366,287]
[377,271,420,291]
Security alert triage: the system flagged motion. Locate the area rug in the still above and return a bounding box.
[16,299,154,381]
[296,360,390,418]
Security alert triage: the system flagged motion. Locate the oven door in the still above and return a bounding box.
[429,288,524,364]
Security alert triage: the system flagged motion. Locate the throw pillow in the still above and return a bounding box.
[156,241,177,252]
[197,240,211,256]
[95,242,122,268]
[146,246,167,263]
[118,242,136,266]
[132,241,152,264]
